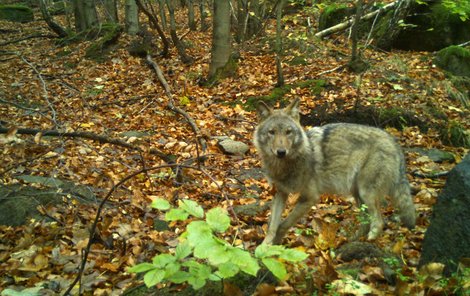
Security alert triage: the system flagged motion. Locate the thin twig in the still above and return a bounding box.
[145,54,207,153]
[17,53,58,125]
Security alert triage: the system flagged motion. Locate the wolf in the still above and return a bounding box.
[254,98,416,245]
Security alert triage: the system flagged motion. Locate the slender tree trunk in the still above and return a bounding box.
[125,0,140,35]
[135,0,170,57]
[84,0,99,28]
[247,0,264,38]
[275,0,285,87]
[187,0,196,31]
[236,0,248,43]
[158,0,167,30]
[348,0,369,73]
[72,0,86,31]
[104,0,118,23]
[165,0,193,64]
[72,0,98,32]
[208,0,231,80]
[199,0,208,31]
[39,0,68,37]
[350,0,363,63]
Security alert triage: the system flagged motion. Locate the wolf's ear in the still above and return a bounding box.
[256,101,272,120]
[284,98,301,121]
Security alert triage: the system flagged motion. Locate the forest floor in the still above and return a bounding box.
[0,6,469,296]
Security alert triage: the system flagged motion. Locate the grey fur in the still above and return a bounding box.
[254,99,416,244]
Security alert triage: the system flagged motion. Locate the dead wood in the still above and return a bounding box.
[315,0,398,39]
[145,54,207,153]
[0,127,174,164]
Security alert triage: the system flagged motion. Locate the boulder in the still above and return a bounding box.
[0,5,34,23]
[388,1,470,51]
[419,154,470,275]
[434,46,470,77]
[216,137,250,155]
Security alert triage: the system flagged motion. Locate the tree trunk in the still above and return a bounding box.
[199,0,208,32]
[104,0,118,23]
[246,0,264,39]
[38,0,68,37]
[72,0,98,32]
[165,0,193,64]
[84,0,99,28]
[208,0,231,80]
[275,0,285,87]
[187,0,196,31]
[135,0,170,57]
[125,0,140,35]
[347,0,368,73]
[158,0,167,30]
[236,0,248,43]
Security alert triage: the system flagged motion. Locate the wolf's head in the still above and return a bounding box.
[254,98,306,159]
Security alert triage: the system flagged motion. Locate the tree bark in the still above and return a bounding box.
[72,0,98,32]
[187,0,196,31]
[208,0,231,80]
[104,0,119,23]
[165,0,193,64]
[199,0,208,31]
[125,0,140,35]
[135,0,170,57]
[38,0,68,37]
[275,0,285,87]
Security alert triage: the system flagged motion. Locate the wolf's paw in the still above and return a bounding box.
[367,227,382,241]
[262,234,275,245]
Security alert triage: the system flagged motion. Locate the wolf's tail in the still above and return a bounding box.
[390,159,416,229]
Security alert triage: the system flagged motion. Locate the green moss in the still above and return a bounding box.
[0,4,33,23]
[288,55,308,66]
[377,107,409,129]
[203,55,239,86]
[239,79,326,110]
[439,121,470,148]
[85,23,122,61]
[318,3,352,31]
[434,46,470,77]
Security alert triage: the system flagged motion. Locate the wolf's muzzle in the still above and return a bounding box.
[276,149,287,158]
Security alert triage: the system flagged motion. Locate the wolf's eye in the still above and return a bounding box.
[285,129,292,135]
[268,130,275,135]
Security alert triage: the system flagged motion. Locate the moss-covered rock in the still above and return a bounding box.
[434,46,470,77]
[318,3,354,31]
[85,23,122,61]
[0,4,34,23]
[389,1,470,51]
[241,79,326,111]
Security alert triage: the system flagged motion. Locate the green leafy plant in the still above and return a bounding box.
[357,204,371,225]
[128,198,308,290]
[384,257,410,282]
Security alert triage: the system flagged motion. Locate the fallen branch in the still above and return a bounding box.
[0,33,57,47]
[315,0,398,38]
[145,54,207,153]
[0,127,174,164]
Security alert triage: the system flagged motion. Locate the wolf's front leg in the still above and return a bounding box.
[263,190,288,245]
[272,194,319,244]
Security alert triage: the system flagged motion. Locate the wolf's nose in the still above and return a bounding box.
[276,149,287,158]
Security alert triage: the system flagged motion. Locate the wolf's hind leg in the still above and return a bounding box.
[263,191,289,245]
[273,194,318,244]
[359,193,384,240]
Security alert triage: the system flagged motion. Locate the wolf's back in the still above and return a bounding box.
[308,123,416,229]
